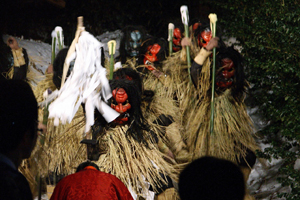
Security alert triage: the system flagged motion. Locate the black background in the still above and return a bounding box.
[0,0,212,45]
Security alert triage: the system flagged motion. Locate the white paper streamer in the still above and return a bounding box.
[51,26,64,51]
[168,23,174,42]
[180,6,189,26]
[46,31,119,132]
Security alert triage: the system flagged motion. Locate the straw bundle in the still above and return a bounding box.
[96,125,179,196]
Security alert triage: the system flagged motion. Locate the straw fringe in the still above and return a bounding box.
[158,46,259,164]
[19,160,39,197]
[23,105,86,188]
[140,66,191,166]
[184,76,259,164]
[43,108,86,175]
[157,187,180,200]
[33,73,56,102]
[26,62,45,87]
[96,125,179,196]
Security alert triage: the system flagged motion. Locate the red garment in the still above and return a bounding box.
[50,167,133,200]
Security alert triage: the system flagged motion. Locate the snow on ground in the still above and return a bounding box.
[2,34,291,200]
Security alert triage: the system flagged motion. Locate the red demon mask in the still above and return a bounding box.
[143,43,161,71]
[111,88,131,125]
[192,22,201,31]
[216,58,235,88]
[172,28,182,52]
[199,28,212,48]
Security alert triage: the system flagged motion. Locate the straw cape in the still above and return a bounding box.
[99,62,185,198]
[112,57,190,164]
[37,77,86,174]
[24,63,182,199]
[19,74,86,195]
[141,71,191,165]
[95,124,179,197]
[156,37,259,165]
[184,61,259,163]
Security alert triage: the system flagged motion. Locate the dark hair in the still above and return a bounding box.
[113,67,143,94]
[179,156,245,200]
[109,78,151,143]
[0,80,38,153]
[216,46,247,101]
[52,48,69,89]
[138,36,168,65]
[75,161,100,173]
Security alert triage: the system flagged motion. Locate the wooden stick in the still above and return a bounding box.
[61,16,84,88]
[168,23,174,56]
[180,5,192,83]
[108,40,116,80]
[209,13,217,135]
[51,37,56,64]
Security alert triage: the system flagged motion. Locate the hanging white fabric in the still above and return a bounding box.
[46,31,119,133]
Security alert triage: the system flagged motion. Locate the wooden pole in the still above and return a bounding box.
[180,5,192,83]
[107,40,116,80]
[168,23,174,56]
[61,16,84,88]
[209,13,217,135]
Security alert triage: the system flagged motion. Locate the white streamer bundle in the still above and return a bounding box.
[46,31,119,133]
[180,6,189,26]
[168,23,174,42]
[51,26,64,50]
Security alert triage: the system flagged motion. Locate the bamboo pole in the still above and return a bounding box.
[209,14,217,135]
[168,23,174,56]
[61,16,84,88]
[180,5,192,83]
[107,40,116,80]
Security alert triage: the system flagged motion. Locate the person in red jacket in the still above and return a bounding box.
[50,161,133,200]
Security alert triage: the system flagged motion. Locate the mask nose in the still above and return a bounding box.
[116,103,125,113]
[133,42,137,49]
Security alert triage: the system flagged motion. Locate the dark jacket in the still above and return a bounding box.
[0,160,33,200]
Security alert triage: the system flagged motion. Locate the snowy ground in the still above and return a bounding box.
[2,34,290,200]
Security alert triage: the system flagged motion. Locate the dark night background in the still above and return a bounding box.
[0,0,211,45]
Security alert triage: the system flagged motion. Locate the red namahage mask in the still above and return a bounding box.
[192,22,202,47]
[172,28,182,52]
[192,22,201,31]
[199,29,212,48]
[143,43,161,71]
[111,88,131,124]
[216,58,235,88]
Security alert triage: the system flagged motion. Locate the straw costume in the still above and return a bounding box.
[186,33,258,199]
[159,16,258,200]
[125,35,191,166]
[84,67,179,199]
[158,14,259,165]
[20,18,118,197]
[186,44,259,162]
[28,18,180,200]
